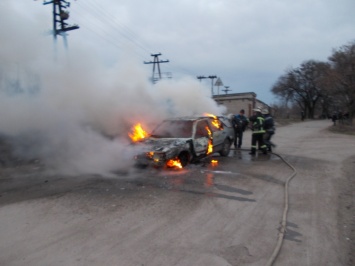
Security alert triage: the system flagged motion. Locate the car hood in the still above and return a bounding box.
[138,137,190,153]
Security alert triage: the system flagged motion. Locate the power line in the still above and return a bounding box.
[39,1,206,81]
[76,0,152,56]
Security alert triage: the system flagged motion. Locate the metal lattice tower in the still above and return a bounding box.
[42,0,79,48]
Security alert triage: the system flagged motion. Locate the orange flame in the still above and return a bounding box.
[166,159,183,169]
[205,126,213,154]
[207,139,213,154]
[203,113,217,119]
[129,123,149,142]
[211,159,218,166]
[203,113,221,129]
[211,119,221,129]
[205,126,212,137]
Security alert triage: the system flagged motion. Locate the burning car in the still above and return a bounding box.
[131,115,234,168]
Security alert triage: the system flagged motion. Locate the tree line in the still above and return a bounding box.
[271,40,355,123]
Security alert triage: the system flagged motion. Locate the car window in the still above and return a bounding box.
[195,120,210,138]
[151,120,193,138]
[218,116,232,127]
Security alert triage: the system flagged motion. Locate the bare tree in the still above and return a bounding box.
[271,60,330,119]
[327,41,355,123]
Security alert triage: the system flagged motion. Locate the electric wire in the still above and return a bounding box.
[75,0,152,59]
[73,3,129,49]
[84,0,152,54]
[43,1,216,83]
[71,1,199,79]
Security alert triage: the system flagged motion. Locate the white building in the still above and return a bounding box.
[213,92,269,116]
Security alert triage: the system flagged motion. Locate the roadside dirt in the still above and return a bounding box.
[338,155,355,266]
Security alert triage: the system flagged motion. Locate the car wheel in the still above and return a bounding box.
[178,152,190,167]
[219,138,231,157]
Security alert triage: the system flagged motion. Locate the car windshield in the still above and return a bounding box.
[151,120,193,138]
[218,116,232,127]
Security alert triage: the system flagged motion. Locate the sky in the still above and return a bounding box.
[5,0,354,103]
[64,0,355,104]
[0,0,354,175]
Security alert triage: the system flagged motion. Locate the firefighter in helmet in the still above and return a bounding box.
[262,108,276,152]
[249,107,267,155]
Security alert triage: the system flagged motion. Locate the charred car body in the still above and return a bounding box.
[134,116,234,168]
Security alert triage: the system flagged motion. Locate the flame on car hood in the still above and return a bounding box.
[128,123,149,142]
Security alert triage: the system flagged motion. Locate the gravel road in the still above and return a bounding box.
[0,119,354,266]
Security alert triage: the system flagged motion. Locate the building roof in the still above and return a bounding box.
[212,92,257,100]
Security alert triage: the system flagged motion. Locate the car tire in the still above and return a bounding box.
[178,152,190,167]
[219,138,231,157]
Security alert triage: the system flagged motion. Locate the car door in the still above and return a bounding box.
[207,118,225,148]
[192,120,209,156]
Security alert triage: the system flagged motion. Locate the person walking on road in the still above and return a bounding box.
[249,107,267,155]
[232,109,249,149]
[262,108,276,152]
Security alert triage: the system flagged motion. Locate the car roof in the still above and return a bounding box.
[162,116,217,121]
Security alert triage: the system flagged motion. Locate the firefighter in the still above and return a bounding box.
[249,107,267,155]
[232,109,249,148]
[262,108,276,152]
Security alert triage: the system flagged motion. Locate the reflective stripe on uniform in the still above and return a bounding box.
[252,130,265,134]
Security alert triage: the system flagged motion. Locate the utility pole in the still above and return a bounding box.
[197,76,207,82]
[144,53,169,84]
[207,75,217,97]
[222,86,231,94]
[42,0,79,49]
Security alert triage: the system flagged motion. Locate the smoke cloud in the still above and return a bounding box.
[0,2,225,175]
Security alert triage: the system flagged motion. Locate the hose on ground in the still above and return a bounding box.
[230,148,297,265]
[265,152,297,266]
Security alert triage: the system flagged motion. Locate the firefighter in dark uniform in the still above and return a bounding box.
[262,108,276,152]
[249,107,267,155]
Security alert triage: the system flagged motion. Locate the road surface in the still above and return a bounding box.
[0,119,354,266]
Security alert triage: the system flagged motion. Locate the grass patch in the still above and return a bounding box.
[275,118,302,126]
[328,123,355,136]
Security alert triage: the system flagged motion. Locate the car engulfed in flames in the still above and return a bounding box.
[129,115,234,169]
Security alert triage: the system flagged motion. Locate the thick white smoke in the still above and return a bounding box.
[0,2,226,175]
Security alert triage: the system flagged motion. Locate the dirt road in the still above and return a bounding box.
[0,119,354,266]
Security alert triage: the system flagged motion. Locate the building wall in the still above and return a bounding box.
[213,92,270,117]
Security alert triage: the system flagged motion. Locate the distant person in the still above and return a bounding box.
[249,107,267,155]
[301,111,305,121]
[332,112,337,126]
[262,109,276,152]
[232,109,249,149]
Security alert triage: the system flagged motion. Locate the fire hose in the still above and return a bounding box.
[264,151,297,266]
[231,148,297,266]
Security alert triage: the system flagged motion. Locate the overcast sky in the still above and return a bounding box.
[4,0,355,104]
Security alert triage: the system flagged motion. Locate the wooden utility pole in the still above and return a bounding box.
[208,75,217,96]
[144,53,169,84]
